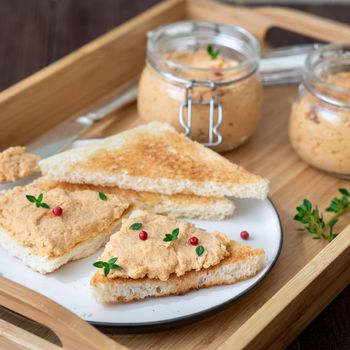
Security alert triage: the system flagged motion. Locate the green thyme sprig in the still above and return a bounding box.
[26,193,50,209]
[207,45,220,59]
[99,192,107,201]
[196,245,204,256]
[163,228,179,242]
[326,188,350,214]
[129,222,142,230]
[294,188,350,242]
[93,257,122,276]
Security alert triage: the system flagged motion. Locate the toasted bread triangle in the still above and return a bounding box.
[91,241,266,303]
[39,122,269,198]
[0,185,131,273]
[90,211,266,303]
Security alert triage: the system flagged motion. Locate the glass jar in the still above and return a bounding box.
[137,21,262,152]
[289,44,350,178]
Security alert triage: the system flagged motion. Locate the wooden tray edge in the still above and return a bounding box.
[219,225,350,350]
[1,1,350,348]
[0,0,185,104]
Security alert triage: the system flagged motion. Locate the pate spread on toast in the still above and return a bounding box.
[0,146,41,183]
[97,211,232,281]
[0,185,129,257]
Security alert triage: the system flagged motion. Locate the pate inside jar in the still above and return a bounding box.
[289,44,350,178]
[137,21,262,152]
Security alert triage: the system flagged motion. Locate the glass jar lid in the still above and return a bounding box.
[303,44,350,108]
[146,20,260,86]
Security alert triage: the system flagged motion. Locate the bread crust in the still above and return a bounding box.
[0,224,112,274]
[91,242,266,303]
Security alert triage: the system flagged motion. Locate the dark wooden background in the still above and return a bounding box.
[0,0,349,349]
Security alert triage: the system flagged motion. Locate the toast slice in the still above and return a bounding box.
[91,242,265,303]
[34,178,235,220]
[39,122,269,199]
[90,211,266,303]
[0,185,130,274]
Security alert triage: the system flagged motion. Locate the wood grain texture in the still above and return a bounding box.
[0,318,60,350]
[0,0,161,92]
[0,0,182,149]
[219,226,350,350]
[0,1,349,349]
[0,0,55,90]
[186,0,350,51]
[0,276,124,350]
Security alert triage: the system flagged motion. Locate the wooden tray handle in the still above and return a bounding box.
[0,318,61,350]
[0,276,124,350]
[255,6,350,44]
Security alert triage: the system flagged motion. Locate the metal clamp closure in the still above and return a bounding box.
[179,80,223,147]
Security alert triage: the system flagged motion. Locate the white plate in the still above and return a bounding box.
[0,197,282,329]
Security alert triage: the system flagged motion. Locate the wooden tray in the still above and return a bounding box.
[1,1,350,349]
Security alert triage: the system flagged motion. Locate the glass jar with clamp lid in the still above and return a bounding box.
[138,21,262,152]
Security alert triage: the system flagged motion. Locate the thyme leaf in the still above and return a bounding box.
[93,257,123,276]
[163,228,180,242]
[294,188,350,242]
[25,193,50,209]
[207,45,220,59]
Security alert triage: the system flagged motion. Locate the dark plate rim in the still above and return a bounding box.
[90,197,284,332]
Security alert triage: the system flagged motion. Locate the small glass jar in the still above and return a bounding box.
[289,44,350,178]
[137,21,262,152]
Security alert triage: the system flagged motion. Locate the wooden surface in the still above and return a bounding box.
[0,0,184,149]
[0,319,61,350]
[0,277,124,350]
[0,0,349,349]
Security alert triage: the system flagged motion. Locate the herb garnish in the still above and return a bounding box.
[207,45,220,59]
[26,193,50,209]
[294,188,350,242]
[163,228,179,242]
[196,245,204,256]
[130,222,142,230]
[99,192,107,201]
[93,257,122,276]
